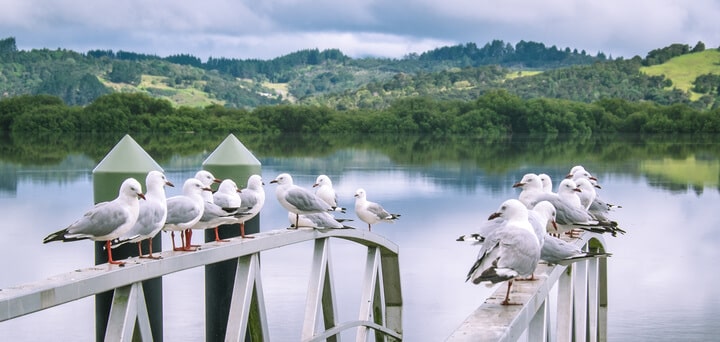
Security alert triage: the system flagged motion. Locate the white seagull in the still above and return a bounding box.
[313,174,346,212]
[531,179,624,237]
[538,173,553,193]
[466,199,541,305]
[113,171,174,259]
[234,174,265,238]
[513,173,544,209]
[163,178,211,251]
[191,171,237,243]
[43,178,146,265]
[271,173,333,228]
[353,188,400,231]
[541,234,612,265]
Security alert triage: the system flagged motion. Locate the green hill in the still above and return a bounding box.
[1,36,719,110]
[641,49,720,100]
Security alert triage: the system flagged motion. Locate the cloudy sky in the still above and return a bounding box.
[1,0,719,61]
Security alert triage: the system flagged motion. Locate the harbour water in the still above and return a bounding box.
[1,133,719,341]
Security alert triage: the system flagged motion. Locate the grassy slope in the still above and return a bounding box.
[640,49,720,100]
[100,74,223,107]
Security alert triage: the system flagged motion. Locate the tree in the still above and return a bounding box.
[691,41,706,53]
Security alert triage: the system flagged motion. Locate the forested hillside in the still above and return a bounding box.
[2,36,606,107]
[1,36,718,111]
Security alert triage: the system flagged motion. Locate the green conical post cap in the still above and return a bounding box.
[93,134,163,174]
[203,133,261,167]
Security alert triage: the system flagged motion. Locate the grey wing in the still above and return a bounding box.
[202,201,234,220]
[305,212,344,229]
[68,200,131,237]
[466,228,506,282]
[540,196,592,225]
[286,187,330,212]
[527,211,546,243]
[239,190,258,208]
[213,193,240,209]
[496,229,541,276]
[130,201,165,236]
[367,202,391,220]
[540,235,581,264]
[588,197,612,221]
[166,197,201,225]
[476,217,507,239]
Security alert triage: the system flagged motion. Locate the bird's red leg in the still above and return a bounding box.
[241,222,254,239]
[137,241,144,258]
[106,241,125,266]
[181,229,198,251]
[141,238,161,259]
[171,231,185,251]
[214,227,230,242]
[501,280,513,305]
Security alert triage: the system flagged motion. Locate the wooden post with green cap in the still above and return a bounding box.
[202,133,262,341]
[92,134,164,342]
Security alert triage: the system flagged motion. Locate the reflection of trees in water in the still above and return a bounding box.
[1,132,719,191]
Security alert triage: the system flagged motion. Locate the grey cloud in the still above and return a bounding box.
[1,0,718,60]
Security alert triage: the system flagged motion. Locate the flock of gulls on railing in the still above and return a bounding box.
[41,164,620,306]
[42,171,400,264]
[458,165,622,305]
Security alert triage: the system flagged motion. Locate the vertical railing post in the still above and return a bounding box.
[92,134,164,342]
[556,266,573,341]
[202,134,261,341]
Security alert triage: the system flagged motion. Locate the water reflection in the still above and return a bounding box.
[1,133,719,341]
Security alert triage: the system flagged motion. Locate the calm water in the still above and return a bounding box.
[1,133,719,341]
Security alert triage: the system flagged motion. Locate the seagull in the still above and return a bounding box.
[538,173,553,193]
[571,169,622,221]
[530,179,624,237]
[353,188,400,231]
[313,174,346,213]
[566,165,588,178]
[271,173,333,229]
[466,199,541,305]
[513,173,544,208]
[43,178,146,266]
[195,170,222,202]
[163,178,212,251]
[541,234,612,265]
[213,179,242,210]
[288,211,353,229]
[190,171,235,243]
[234,174,265,238]
[574,178,597,210]
[113,171,174,259]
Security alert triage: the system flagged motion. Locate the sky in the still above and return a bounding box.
[1,0,719,61]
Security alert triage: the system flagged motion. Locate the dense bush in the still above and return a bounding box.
[3,92,720,136]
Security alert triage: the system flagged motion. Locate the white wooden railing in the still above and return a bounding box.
[447,233,608,342]
[0,228,402,342]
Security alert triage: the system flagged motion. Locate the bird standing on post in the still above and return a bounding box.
[43,178,146,266]
[163,178,212,251]
[113,171,173,259]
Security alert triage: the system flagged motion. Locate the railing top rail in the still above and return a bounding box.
[0,227,398,322]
